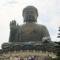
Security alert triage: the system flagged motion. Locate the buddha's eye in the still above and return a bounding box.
[31,12,35,14]
[25,11,29,14]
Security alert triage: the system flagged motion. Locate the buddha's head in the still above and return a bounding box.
[22,6,38,22]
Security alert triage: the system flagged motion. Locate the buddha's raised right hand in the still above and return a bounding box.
[10,20,18,33]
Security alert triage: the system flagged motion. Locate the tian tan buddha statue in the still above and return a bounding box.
[9,6,50,42]
[1,6,56,53]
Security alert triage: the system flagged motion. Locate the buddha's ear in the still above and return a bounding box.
[23,18,26,23]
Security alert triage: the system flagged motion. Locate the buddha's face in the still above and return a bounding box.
[23,9,37,22]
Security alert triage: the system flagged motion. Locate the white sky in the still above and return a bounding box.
[0,0,60,49]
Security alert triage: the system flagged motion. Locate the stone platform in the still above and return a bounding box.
[0,50,56,60]
[2,50,56,58]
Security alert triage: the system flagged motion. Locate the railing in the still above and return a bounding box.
[0,56,53,60]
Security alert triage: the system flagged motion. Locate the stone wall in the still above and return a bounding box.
[0,50,56,60]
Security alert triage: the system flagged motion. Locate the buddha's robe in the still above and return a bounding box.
[9,23,50,42]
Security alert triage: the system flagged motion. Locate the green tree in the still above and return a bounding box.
[54,42,60,60]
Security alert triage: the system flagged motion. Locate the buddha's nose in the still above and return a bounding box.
[29,13,32,17]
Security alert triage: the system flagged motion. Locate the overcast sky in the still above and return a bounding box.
[0,0,60,49]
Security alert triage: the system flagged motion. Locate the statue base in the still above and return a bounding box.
[1,50,56,60]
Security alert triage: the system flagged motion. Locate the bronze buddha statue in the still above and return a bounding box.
[1,6,56,53]
[9,6,50,42]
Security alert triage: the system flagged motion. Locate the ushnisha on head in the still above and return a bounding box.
[22,6,38,22]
